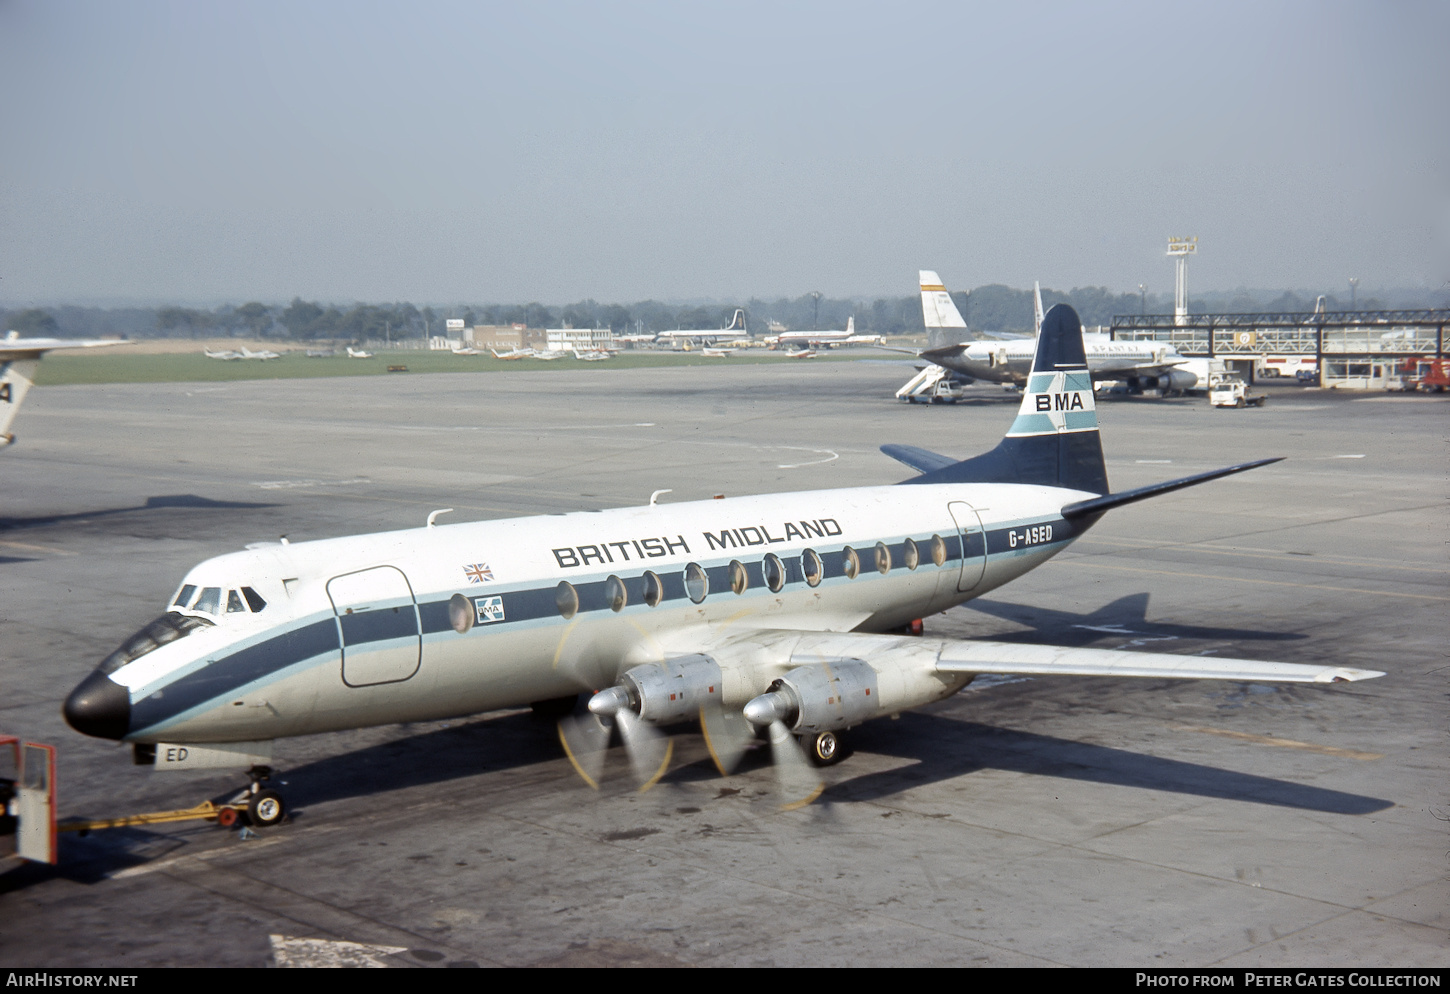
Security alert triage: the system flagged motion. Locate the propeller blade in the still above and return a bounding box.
[617,710,673,792]
[558,712,612,790]
[768,720,823,811]
[699,702,752,776]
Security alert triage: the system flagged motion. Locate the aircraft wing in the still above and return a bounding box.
[0,337,130,361]
[670,627,1383,687]
[933,639,1381,683]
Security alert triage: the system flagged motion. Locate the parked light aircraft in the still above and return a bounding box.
[572,349,613,362]
[2,332,130,448]
[207,345,280,361]
[908,272,1198,395]
[489,347,534,360]
[346,347,374,359]
[62,305,1380,821]
[656,309,750,347]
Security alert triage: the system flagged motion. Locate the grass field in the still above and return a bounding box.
[34,347,869,386]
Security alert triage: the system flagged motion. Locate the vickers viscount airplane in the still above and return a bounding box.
[62,306,1380,823]
[909,272,1199,395]
[2,332,130,448]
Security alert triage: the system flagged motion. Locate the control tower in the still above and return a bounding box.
[1168,236,1196,327]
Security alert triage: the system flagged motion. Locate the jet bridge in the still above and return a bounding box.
[1110,309,1450,387]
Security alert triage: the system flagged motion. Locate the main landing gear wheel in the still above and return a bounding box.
[247,788,286,828]
[804,731,843,767]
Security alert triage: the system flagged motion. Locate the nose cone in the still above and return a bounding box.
[63,670,131,740]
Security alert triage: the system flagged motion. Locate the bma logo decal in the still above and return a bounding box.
[474,596,505,624]
[1035,392,1086,412]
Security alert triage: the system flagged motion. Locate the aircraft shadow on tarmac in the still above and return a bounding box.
[244,699,1394,820]
[0,494,280,532]
[958,593,1310,647]
[830,712,1392,815]
[11,701,1391,889]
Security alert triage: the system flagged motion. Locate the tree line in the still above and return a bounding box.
[2,285,1430,342]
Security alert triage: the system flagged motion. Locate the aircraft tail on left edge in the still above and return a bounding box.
[0,358,39,444]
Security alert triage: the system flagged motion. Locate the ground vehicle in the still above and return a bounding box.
[1256,355,1317,379]
[1210,378,1266,408]
[1396,357,1450,392]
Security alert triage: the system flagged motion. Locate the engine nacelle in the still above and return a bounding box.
[621,655,724,724]
[1162,368,1198,393]
[763,659,880,735]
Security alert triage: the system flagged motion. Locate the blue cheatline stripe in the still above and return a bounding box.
[339,607,418,644]
[126,519,1079,734]
[130,618,340,731]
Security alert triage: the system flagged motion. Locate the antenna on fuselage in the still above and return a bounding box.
[427,508,454,528]
[649,490,672,506]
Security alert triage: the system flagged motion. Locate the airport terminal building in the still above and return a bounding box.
[1110,308,1450,389]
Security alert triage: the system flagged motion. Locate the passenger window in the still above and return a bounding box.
[763,553,785,593]
[685,563,708,604]
[903,538,920,571]
[241,587,267,612]
[931,534,947,567]
[192,587,221,614]
[802,549,823,588]
[729,560,747,595]
[606,575,627,612]
[226,590,246,613]
[173,584,197,609]
[875,542,892,575]
[842,547,860,580]
[556,581,578,619]
[642,570,663,607]
[448,593,474,634]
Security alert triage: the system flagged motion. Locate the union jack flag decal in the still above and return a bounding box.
[463,563,493,584]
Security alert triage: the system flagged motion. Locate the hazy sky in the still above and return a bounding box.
[2,1,1446,305]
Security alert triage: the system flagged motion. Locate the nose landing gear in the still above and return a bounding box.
[233,765,287,828]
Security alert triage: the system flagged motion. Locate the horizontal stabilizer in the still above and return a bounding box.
[1061,457,1283,519]
[880,443,955,475]
[936,640,1382,683]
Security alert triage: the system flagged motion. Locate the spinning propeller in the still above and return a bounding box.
[557,663,824,809]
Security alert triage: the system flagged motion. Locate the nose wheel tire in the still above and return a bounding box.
[805,731,842,767]
[247,788,286,828]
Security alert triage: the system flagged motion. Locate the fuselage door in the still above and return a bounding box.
[326,566,421,687]
[947,501,987,593]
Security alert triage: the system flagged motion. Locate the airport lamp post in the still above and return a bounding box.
[1139,284,1146,317]
[1349,277,1359,310]
[810,291,821,331]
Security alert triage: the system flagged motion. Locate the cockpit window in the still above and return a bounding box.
[227,589,246,613]
[172,584,197,608]
[241,587,267,612]
[192,587,222,614]
[99,612,214,675]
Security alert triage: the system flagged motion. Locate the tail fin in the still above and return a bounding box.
[920,271,967,331]
[724,308,746,332]
[1033,281,1045,334]
[846,315,854,335]
[900,304,1109,494]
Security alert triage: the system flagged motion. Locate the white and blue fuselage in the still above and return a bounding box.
[92,482,1089,746]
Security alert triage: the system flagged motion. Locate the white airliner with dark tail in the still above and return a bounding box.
[2,331,130,448]
[656,308,750,347]
[63,306,1380,820]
